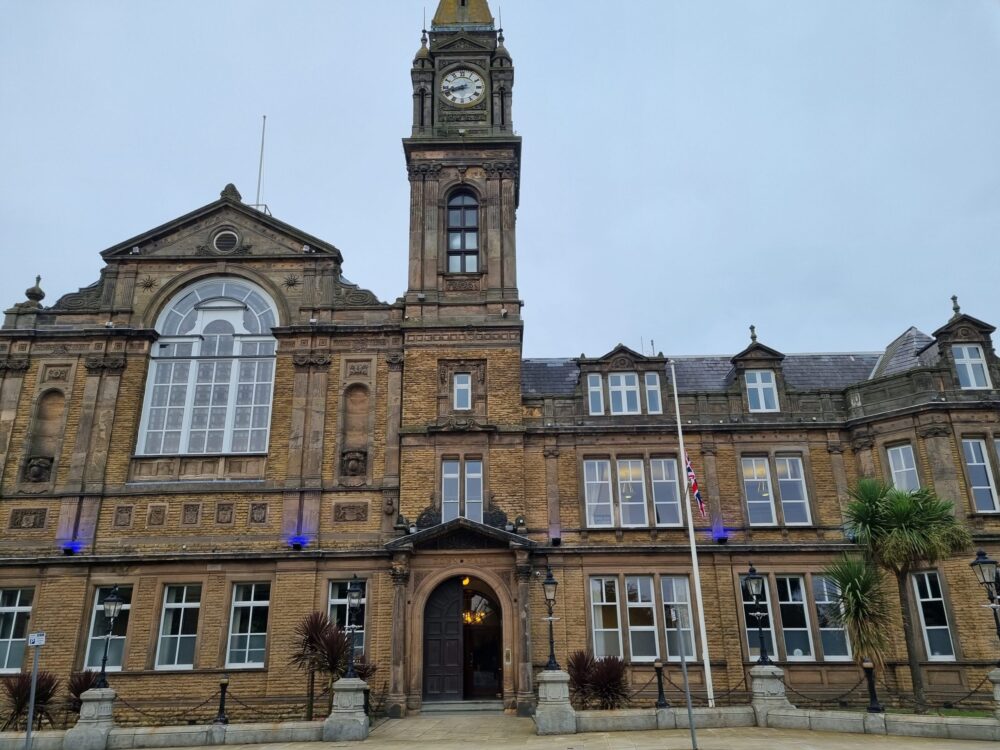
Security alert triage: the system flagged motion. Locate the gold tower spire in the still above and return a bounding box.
[432,0,494,29]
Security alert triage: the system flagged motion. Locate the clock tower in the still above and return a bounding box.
[403,0,521,324]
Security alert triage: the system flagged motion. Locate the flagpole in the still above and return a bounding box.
[669,359,716,707]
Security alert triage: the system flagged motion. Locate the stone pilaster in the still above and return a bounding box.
[387,554,410,718]
[515,551,535,716]
[543,446,560,541]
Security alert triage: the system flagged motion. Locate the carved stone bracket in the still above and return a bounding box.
[917,424,952,439]
[542,447,560,459]
[84,356,126,373]
[0,358,30,372]
[391,564,411,587]
[23,456,53,483]
[482,505,509,531]
[483,161,519,180]
[416,505,442,529]
[407,163,443,181]
[382,487,400,516]
[293,353,332,370]
[386,352,404,372]
[850,433,874,451]
[827,441,844,454]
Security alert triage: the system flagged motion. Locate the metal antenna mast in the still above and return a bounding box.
[255,115,267,209]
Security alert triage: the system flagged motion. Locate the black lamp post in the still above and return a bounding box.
[861,658,883,713]
[345,575,363,679]
[971,550,1000,650]
[213,674,230,724]
[542,566,559,670]
[653,659,669,708]
[745,564,772,665]
[95,586,124,689]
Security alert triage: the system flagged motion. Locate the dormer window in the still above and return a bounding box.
[446,191,479,273]
[608,373,641,415]
[644,373,663,414]
[953,344,991,390]
[745,370,779,412]
[587,373,605,415]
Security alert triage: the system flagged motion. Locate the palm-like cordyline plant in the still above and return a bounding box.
[823,555,891,669]
[289,612,353,718]
[842,478,972,708]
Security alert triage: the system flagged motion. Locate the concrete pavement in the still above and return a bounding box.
[145,714,1000,749]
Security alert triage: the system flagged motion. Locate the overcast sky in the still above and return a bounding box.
[2,1,999,359]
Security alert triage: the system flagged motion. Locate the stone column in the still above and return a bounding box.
[64,687,117,750]
[323,677,369,741]
[919,423,965,520]
[534,671,575,735]
[700,440,723,534]
[515,552,535,716]
[827,434,850,518]
[749,664,793,727]
[851,432,875,480]
[0,358,28,483]
[386,554,410,718]
[382,353,404,532]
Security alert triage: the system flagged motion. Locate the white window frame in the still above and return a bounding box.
[587,373,605,416]
[912,571,955,662]
[661,576,695,661]
[624,575,659,662]
[452,373,472,411]
[617,459,648,527]
[584,459,614,528]
[962,438,999,513]
[136,279,278,457]
[608,372,641,415]
[742,456,777,526]
[650,458,683,527]
[775,575,814,661]
[887,443,920,492]
[745,370,779,412]
[953,344,991,390]
[740,575,776,662]
[644,372,663,414]
[155,584,201,671]
[811,576,852,662]
[85,586,133,671]
[775,456,811,525]
[226,582,270,669]
[441,458,483,523]
[0,589,33,674]
[590,577,623,658]
[329,580,367,657]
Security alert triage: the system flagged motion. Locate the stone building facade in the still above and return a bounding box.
[1,0,999,721]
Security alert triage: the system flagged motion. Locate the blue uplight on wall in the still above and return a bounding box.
[711,523,730,545]
[62,540,83,555]
[288,535,309,551]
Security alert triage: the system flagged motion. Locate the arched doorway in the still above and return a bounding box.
[423,576,502,702]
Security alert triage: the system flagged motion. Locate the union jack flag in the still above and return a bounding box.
[685,454,707,518]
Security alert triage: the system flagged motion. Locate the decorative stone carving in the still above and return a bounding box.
[382,487,399,516]
[147,504,167,527]
[293,353,332,370]
[340,450,368,478]
[181,503,201,525]
[851,434,874,451]
[515,562,533,583]
[346,361,370,377]
[112,506,133,528]
[84,356,126,373]
[482,505,509,530]
[10,509,46,529]
[23,456,52,483]
[216,502,234,525]
[445,277,481,292]
[42,366,69,382]
[542,447,560,459]
[386,352,404,371]
[0,358,29,372]
[249,502,268,524]
[416,505,442,529]
[334,502,370,522]
[827,441,844,454]
[918,423,952,438]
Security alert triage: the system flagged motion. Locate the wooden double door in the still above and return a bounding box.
[423,578,502,701]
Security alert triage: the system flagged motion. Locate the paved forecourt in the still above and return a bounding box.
[141,715,1000,750]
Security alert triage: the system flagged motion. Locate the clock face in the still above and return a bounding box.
[441,69,486,105]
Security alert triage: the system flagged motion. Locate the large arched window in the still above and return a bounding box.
[138,278,278,455]
[446,190,479,273]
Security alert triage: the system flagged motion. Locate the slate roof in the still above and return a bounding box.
[522,359,578,397]
[869,327,935,380]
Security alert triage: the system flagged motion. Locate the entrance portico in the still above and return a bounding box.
[384,517,537,717]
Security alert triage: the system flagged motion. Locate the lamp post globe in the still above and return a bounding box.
[95,585,124,689]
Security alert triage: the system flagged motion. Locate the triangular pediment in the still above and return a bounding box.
[386,516,535,552]
[731,341,785,365]
[101,186,343,262]
[434,34,494,53]
[579,344,665,369]
[931,313,996,342]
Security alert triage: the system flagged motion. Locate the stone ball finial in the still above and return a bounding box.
[220,183,242,202]
[750,324,757,343]
[951,295,961,315]
[24,275,45,304]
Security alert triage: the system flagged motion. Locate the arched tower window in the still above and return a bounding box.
[138,278,278,456]
[446,191,479,273]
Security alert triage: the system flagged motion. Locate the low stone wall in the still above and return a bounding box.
[574,706,755,733]
[767,708,1000,742]
[0,731,65,750]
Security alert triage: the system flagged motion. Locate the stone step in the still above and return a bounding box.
[420,699,505,713]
